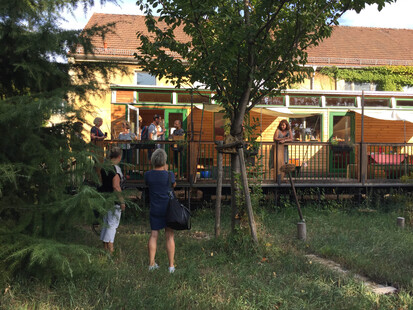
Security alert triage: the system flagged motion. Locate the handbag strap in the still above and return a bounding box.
[167,171,174,192]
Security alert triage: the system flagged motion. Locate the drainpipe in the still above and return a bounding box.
[311,66,317,90]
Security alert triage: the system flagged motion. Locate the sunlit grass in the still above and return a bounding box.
[1,206,412,309]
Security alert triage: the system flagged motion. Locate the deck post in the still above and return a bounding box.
[360,143,367,184]
[275,143,285,183]
[215,141,223,237]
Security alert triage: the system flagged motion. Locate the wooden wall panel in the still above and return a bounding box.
[187,108,214,141]
[116,90,134,103]
[249,111,281,142]
[355,113,413,143]
[111,105,126,138]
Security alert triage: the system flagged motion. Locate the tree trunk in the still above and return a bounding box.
[215,142,223,237]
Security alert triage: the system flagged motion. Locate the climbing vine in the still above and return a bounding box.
[320,66,413,91]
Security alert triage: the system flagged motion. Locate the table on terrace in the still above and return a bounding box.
[368,154,409,179]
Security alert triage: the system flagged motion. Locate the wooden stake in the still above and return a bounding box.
[237,147,258,244]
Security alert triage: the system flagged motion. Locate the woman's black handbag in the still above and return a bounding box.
[166,172,191,230]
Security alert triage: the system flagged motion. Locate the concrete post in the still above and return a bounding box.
[297,222,307,240]
[397,217,405,229]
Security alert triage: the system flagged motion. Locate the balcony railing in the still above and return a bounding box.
[96,140,413,185]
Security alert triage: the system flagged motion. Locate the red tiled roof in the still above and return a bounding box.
[307,26,413,66]
[74,14,413,66]
[74,13,189,59]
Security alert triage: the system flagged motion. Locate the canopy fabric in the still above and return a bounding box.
[350,109,413,123]
[258,107,314,118]
[195,103,313,118]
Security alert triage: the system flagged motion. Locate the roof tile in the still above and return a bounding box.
[76,14,413,66]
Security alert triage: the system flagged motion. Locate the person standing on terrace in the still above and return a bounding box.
[148,114,161,159]
[118,121,137,164]
[171,119,185,178]
[274,119,293,164]
[90,117,106,141]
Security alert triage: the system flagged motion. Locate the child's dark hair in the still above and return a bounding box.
[108,147,122,159]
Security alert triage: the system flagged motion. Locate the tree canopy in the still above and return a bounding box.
[135,0,395,138]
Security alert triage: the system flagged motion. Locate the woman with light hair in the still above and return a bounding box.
[91,117,106,141]
[144,148,176,273]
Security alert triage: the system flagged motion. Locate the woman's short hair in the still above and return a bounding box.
[122,121,130,130]
[93,117,103,126]
[108,146,122,159]
[277,119,291,131]
[151,149,167,168]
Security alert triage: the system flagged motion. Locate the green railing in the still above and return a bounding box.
[100,140,413,184]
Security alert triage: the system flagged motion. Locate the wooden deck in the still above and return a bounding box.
[99,140,413,189]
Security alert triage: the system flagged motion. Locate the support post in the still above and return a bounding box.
[237,147,258,244]
[275,143,285,183]
[215,142,224,237]
[360,143,368,184]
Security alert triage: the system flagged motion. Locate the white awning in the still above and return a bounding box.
[195,103,313,118]
[258,107,314,118]
[350,109,413,123]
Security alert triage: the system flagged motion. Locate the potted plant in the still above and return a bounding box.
[330,137,354,152]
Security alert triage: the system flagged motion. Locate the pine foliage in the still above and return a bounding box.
[0,0,122,282]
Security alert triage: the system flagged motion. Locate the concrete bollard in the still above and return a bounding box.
[297,221,307,240]
[397,217,405,229]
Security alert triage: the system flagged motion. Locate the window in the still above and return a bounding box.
[136,72,156,85]
[363,98,390,107]
[397,99,413,107]
[332,115,352,144]
[214,112,226,141]
[325,97,356,107]
[344,81,376,91]
[258,96,284,105]
[290,115,322,141]
[289,96,320,106]
[402,86,413,92]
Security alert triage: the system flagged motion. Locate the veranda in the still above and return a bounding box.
[101,140,413,188]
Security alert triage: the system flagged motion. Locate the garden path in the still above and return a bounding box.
[305,254,398,295]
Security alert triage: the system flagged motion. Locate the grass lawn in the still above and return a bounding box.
[1,204,412,309]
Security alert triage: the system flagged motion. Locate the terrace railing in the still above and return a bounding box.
[99,140,413,185]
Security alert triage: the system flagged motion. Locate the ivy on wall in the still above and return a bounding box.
[320,66,413,91]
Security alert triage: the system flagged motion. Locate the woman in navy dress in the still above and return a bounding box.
[144,149,176,273]
[90,117,106,141]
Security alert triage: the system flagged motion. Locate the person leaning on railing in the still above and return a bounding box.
[273,119,293,164]
[90,117,106,142]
